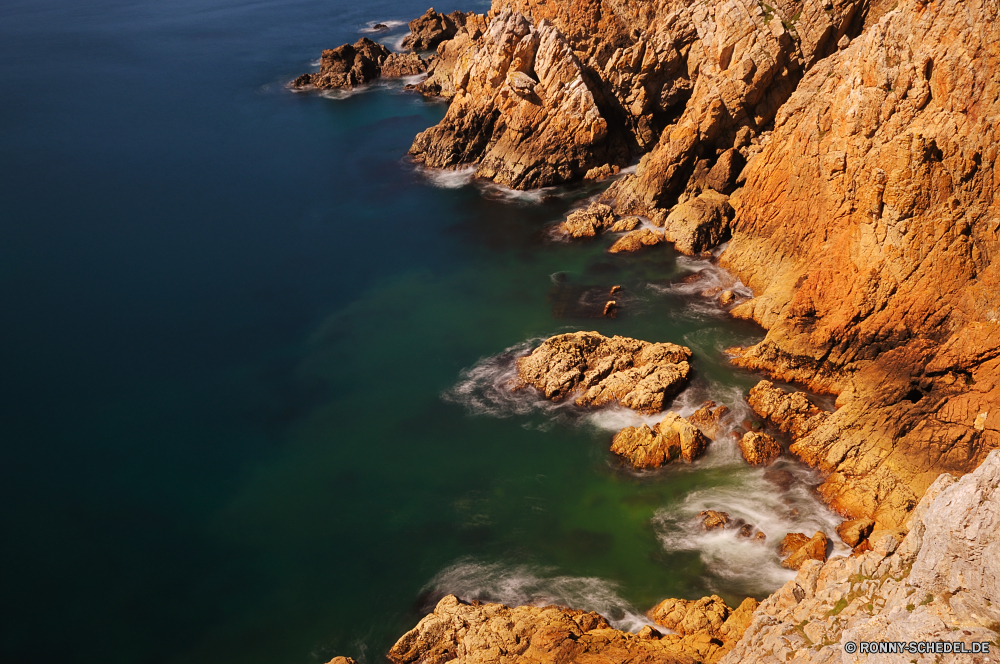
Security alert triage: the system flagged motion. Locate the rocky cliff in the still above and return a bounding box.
[403,0,1000,530]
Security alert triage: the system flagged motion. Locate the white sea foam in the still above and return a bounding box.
[652,463,850,596]
[420,165,478,189]
[309,58,321,68]
[425,559,661,633]
[359,19,407,33]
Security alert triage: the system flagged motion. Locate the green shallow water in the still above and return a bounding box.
[0,2,846,663]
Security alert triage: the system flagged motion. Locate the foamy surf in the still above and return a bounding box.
[652,461,851,596]
[425,559,661,633]
[359,19,406,33]
[419,165,478,189]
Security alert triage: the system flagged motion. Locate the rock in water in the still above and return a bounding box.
[780,531,828,570]
[291,38,390,90]
[660,190,734,256]
[515,331,691,413]
[608,228,664,253]
[611,412,709,468]
[291,39,427,90]
[738,431,781,466]
[747,381,828,440]
[326,658,355,664]
[688,401,730,440]
[401,8,467,51]
[721,451,1000,663]
[559,202,617,238]
[409,9,628,189]
[698,510,730,530]
[387,595,696,664]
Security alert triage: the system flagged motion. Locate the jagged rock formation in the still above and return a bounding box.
[326,658,355,664]
[647,596,760,664]
[687,401,731,440]
[291,39,427,90]
[738,431,781,466]
[559,203,643,238]
[779,531,829,570]
[402,8,470,51]
[836,518,874,549]
[515,332,692,413]
[719,0,1000,528]
[611,412,708,468]
[746,380,829,439]
[409,9,631,189]
[719,450,1000,663]
[387,595,697,664]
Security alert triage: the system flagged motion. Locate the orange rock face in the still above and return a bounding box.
[719,0,1000,528]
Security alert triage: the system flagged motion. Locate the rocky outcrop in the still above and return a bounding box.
[647,596,761,664]
[409,9,631,189]
[719,0,1000,528]
[746,381,828,440]
[688,401,731,440]
[698,510,730,530]
[836,518,875,548]
[719,451,1000,663]
[292,39,427,90]
[611,412,709,468]
[779,531,829,570]
[659,190,733,256]
[515,332,692,413]
[326,658,355,664]
[608,228,664,253]
[738,431,781,466]
[559,203,624,238]
[387,595,696,664]
[402,8,469,51]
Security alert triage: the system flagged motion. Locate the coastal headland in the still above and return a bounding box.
[297,0,1000,660]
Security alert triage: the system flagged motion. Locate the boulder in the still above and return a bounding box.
[327,659,355,664]
[737,431,781,466]
[608,228,664,253]
[401,8,467,51]
[705,149,745,194]
[836,518,875,548]
[291,38,391,90]
[611,412,708,468]
[608,216,642,232]
[780,531,828,570]
[559,203,616,238]
[763,467,796,491]
[778,532,810,557]
[647,595,760,663]
[698,510,730,530]
[516,331,692,413]
[687,401,731,440]
[661,190,734,256]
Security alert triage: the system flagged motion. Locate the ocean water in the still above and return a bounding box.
[0,1,844,663]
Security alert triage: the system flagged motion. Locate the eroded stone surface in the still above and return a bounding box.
[611,412,708,468]
[516,332,692,413]
[738,431,781,466]
[719,451,1000,664]
[747,381,828,440]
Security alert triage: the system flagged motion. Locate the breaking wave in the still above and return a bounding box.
[424,559,661,633]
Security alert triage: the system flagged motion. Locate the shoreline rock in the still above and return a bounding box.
[291,38,427,91]
[611,412,708,468]
[515,332,692,414]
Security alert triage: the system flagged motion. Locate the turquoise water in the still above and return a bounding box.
[0,2,845,663]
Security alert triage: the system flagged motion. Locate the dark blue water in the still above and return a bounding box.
[0,2,847,663]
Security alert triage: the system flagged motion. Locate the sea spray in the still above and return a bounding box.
[424,559,662,633]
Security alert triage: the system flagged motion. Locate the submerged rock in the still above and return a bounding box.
[611,412,708,468]
[738,431,781,466]
[515,331,692,413]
